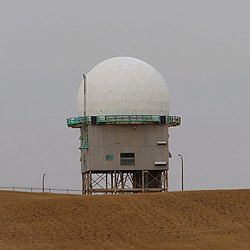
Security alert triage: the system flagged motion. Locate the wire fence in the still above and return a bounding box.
[0,186,82,195]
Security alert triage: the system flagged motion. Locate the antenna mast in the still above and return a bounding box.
[83,74,86,117]
[81,74,88,152]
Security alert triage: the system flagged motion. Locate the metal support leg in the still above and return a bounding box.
[82,173,86,194]
[105,173,108,194]
[166,170,168,192]
[121,173,124,193]
[89,171,92,195]
[142,170,145,193]
[111,172,114,194]
[114,170,117,194]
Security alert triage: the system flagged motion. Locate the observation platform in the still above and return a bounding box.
[67,115,181,128]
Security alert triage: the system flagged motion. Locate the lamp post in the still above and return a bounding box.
[42,173,46,192]
[178,154,184,191]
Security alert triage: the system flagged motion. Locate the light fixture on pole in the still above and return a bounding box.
[178,154,184,191]
[42,173,46,192]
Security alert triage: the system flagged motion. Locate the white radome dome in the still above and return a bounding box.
[77,56,170,116]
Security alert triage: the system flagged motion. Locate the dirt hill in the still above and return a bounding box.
[0,189,249,249]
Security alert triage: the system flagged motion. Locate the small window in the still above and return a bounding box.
[120,153,135,165]
[106,154,114,161]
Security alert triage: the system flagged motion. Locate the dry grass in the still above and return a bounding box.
[0,189,249,249]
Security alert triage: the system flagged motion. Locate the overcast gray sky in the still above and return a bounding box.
[0,0,249,191]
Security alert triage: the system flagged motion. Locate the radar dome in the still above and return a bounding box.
[77,56,170,116]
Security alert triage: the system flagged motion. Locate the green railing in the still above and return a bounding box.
[67,116,91,126]
[97,115,160,124]
[67,115,181,128]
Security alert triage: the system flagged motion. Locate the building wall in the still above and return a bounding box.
[81,124,169,172]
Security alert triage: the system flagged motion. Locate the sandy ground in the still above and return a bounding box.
[0,189,249,249]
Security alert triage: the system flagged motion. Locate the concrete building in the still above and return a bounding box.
[67,57,181,194]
